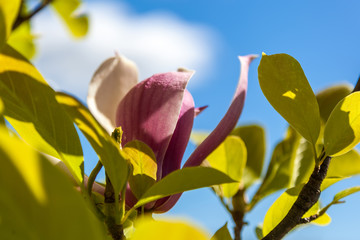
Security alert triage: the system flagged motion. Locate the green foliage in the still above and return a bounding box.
[327,149,360,177]
[123,140,157,199]
[206,136,247,198]
[258,53,321,146]
[56,92,129,196]
[8,20,36,59]
[0,45,84,184]
[324,92,360,156]
[231,125,265,188]
[134,167,236,209]
[51,0,89,38]
[0,127,106,240]
[130,218,209,240]
[0,0,21,50]
[211,223,232,240]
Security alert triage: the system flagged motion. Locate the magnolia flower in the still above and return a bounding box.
[87,54,256,213]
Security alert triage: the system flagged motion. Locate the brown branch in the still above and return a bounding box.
[262,156,331,240]
[352,75,360,93]
[12,0,53,30]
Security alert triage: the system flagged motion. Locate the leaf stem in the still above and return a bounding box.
[87,160,103,196]
[13,0,54,30]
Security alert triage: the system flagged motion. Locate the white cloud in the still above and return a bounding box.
[33,2,218,101]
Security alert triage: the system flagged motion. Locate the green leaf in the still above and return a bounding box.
[135,167,236,208]
[255,224,263,239]
[316,84,352,123]
[0,97,4,125]
[8,19,36,59]
[211,223,232,240]
[251,127,300,205]
[0,127,106,239]
[258,53,321,145]
[231,124,266,188]
[0,0,21,50]
[0,45,83,184]
[130,218,209,240]
[56,92,129,195]
[333,186,360,202]
[206,136,246,198]
[324,92,360,156]
[327,149,360,177]
[123,140,157,199]
[51,0,88,38]
[262,185,331,236]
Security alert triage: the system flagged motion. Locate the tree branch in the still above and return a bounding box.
[12,0,53,30]
[262,156,331,240]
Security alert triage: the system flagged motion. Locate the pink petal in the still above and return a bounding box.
[160,90,195,179]
[87,54,138,133]
[184,55,257,167]
[195,106,208,116]
[154,55,257,213]
[115,72,193,180]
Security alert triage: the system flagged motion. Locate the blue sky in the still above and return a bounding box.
[33,0,360,239]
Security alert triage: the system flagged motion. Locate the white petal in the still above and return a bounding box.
[87,54,138,133]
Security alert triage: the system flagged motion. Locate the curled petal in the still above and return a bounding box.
[155,55,257,213]
[195,106,208,117]
[184,55,257,167]
[116,72,193,180]
[161,90,195,179]
[87,54,138,133]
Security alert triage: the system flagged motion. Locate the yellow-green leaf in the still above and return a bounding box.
[0,45,83,184]
[231,124,265,188]
[258,53,320,145]
[327,150,360,177]
[207,136,246,198]
[262,185,331,236]
[51,0,88,38]
[324,92,360,157]
[0,127,106,239]
[130,218,209,240]
[251,127,300,206]
[56,92,129,195]
[190,131,209,146]
[123,140,157,199]
[210,223,232,240]
[316,84,352,123]
[135,167,236,209]
[8,20,36,59]
[333,186,360,202]
[0,0,21,49]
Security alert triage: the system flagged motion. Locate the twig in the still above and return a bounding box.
[87,160,103,196]
[262,156,331,240]
[12,0,53,30]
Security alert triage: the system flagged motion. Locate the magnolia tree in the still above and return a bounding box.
[1,1,360,240]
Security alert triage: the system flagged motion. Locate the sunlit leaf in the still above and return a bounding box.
[51,0,88,38]
[251,127,300,205]
[316,84,352,123]
[0,127,106,239]
[0,45,83,184]
[258,53,320,145]
[207,136,246,198]
[134,167,236,208]
[0,0,21,49]
[130,218,209,240]
[324,92,360,157]
[8,20,36,59]
[302,201,331,225]
[262,185,331,236]
[210,223,232,240]
[123,140,157,199]
[0,97,4,125]
[333,186,360,202]
[231,124,265,188]
[56,92,129,195]
[327,150,360,177]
